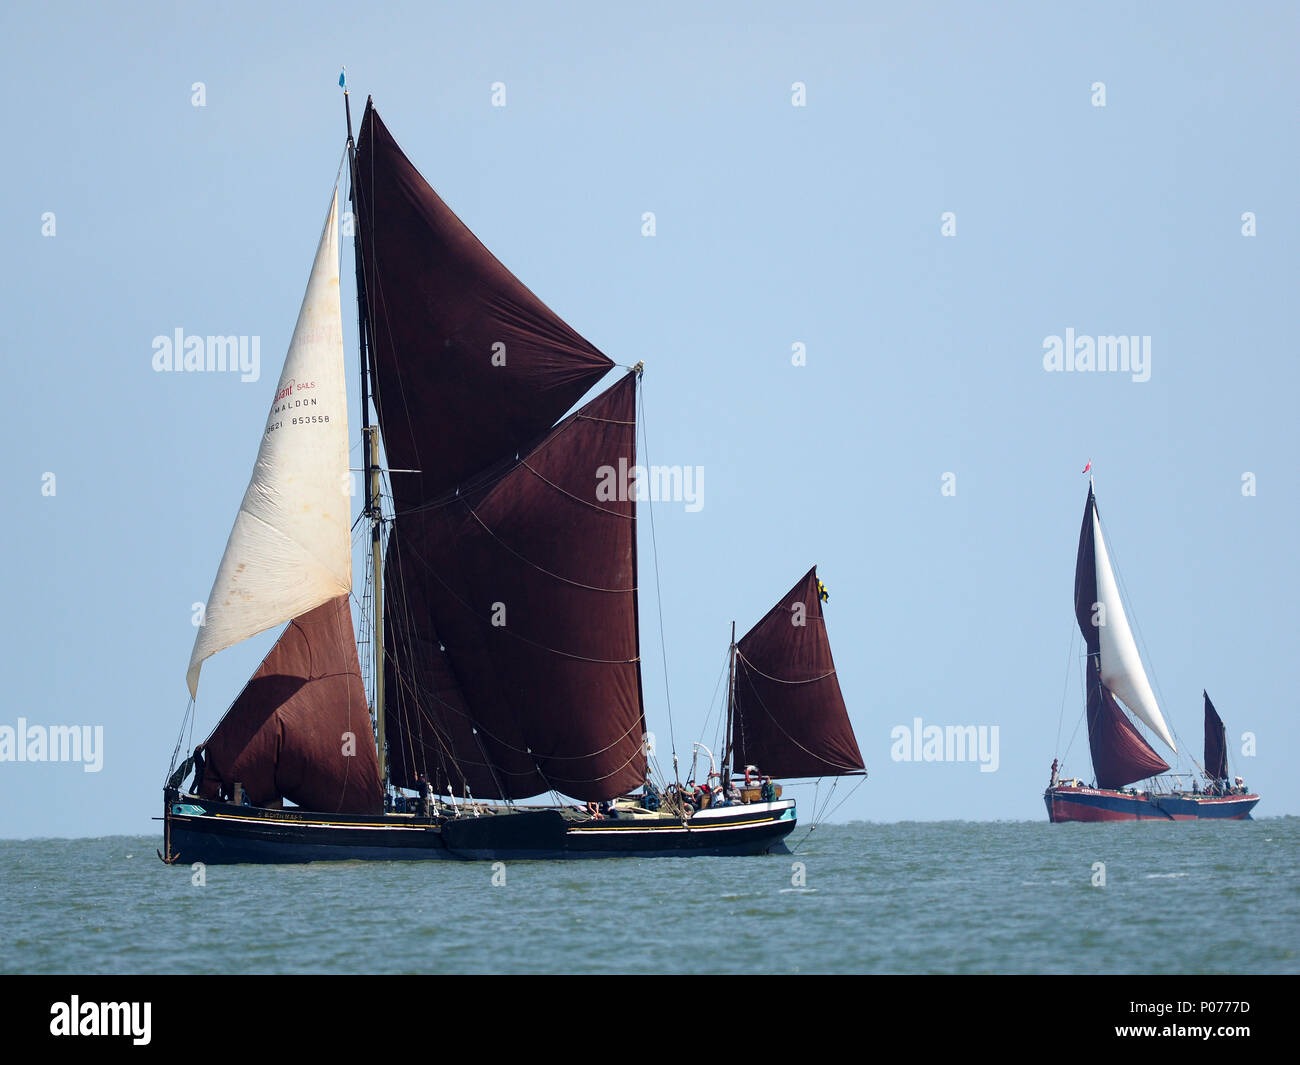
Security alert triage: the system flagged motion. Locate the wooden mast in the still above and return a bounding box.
[343,79,386,788]
[722,620,736,787]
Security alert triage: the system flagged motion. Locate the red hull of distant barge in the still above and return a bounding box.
[1045,786,1258,822]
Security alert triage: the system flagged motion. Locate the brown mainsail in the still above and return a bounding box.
[356,101,646,802]
[730,567,864,779]
[383,374,647,800]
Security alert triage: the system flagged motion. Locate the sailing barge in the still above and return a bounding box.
[1044,483,1258,823]
[161,91,864,864]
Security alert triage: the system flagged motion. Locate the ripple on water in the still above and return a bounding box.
[1,821,1296,974]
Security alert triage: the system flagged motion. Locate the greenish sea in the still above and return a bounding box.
[2,819,1296,975]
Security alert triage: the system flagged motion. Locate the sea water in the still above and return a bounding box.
[1,819,1295,974]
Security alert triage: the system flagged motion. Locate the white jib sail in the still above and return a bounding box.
[1091,507,1177,751]
[187,189,351,698]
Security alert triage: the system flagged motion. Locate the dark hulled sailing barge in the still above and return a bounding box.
[1044,483,1258,822]
[161,94,864,863]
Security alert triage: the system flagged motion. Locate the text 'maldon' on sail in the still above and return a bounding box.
[384,373,647,801]
[1073,486,1172,787]
[186,190,352,698]
[731,567,864,779]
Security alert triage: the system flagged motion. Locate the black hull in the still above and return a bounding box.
[162,793,797,864]
[164,797,453,864]
[440,804,797,860]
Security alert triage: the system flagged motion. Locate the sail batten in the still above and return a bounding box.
[730,567,864,779]
[187,190,351,697]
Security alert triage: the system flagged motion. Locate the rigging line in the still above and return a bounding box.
[464,508,635,593]
[383,398,605,518]
[1055,615,1078,755]
[349,122,420,500]
[788,775,857,855]
[701,646,730,765]
[416,685,645,763]
[396,534,640,665]
[541,737,650,790]
[734,666,864,773]
[383,534,484,794]
[788,778,828,855]
[734,649,836,686]
[517,459,634,517]
[349,580,382,764]
[166,700,195,784]
[638,382,679,780]
[415,676,645,766]
[333,141,349,192]
[385,531,643,777]
[387,536,533,803]
[469,719,514,802]
[814,778,838,828]
[324,599,362,812]
[184,703,195,782]
[1061,653,1086,766]
[813,773,867,832]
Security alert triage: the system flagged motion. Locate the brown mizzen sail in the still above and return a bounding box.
[1204,690,1229,782]
[198,595,383,813]
[731,567,864,779]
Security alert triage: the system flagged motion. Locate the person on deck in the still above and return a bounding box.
[191,745,206,794]
[415,772,433,816]
[1050,758,1059,787]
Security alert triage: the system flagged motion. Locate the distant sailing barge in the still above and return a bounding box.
[1044,482,1258,823]
[160,89,864,864]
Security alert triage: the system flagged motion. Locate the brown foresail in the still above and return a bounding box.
[198,596,383,813]
[385,373,647,801]
[353,101,614,506]
[732,567,865,778]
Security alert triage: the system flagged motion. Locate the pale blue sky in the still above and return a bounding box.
[2,0,1296,836]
